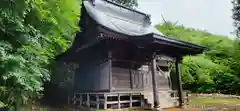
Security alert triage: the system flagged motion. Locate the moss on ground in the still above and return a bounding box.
[190,97,240,105]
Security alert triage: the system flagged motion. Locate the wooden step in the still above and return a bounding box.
[141,91,178,109]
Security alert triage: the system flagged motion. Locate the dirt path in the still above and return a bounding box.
[164,108,202,111]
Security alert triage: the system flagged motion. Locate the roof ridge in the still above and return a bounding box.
[103,0,150,17]
[87,0,151,23]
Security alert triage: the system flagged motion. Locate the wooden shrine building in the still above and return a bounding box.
[53,0,207,110]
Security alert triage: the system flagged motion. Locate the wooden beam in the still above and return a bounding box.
[151,56,160,108]
[175,57,184,107]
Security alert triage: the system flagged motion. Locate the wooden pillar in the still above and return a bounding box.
[130,63,134,89]
[151,56,160,108]
[96,94,99,109]
[140,93,144,107]
[108,51,112,91]
[130,93,133,108]
[104,94,107,109]
[118,93,121,109]
[87,94,90,107]
[79,94,82,106]
[175,57,184,107]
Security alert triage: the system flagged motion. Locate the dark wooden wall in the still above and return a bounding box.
[73,41,111,92]
[74,61,110,92]
[112,67,131,90]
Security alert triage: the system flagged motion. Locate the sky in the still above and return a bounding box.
[137,0,235,37]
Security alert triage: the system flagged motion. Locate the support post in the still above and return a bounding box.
[96,94,99,109]
[151,55,160,109]
[140,93,144,107]
[130,63,133,89]
[87,94,90,107]
[118,93,120,109]
[79,94,82,106]
[130,93,133,108]
[108,51,112,91]
[104,94,107,109]
[175,57,184,108]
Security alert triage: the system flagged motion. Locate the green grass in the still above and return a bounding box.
[190,97,240,105]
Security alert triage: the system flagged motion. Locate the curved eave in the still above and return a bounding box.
[83,0,165,36]
[98,24,207,56]
[152,34,208,55]
[82,0,207,56]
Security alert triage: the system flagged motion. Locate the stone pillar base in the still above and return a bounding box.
[182,105,187,109]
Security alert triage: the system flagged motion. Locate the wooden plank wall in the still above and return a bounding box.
[111,61,171,91]
[112,67,131,89]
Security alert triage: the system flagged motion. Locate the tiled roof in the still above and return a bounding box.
[83,0,165,36]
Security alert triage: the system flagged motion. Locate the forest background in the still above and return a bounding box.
[1,0,240,110]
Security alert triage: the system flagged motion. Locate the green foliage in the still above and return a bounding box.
[0,0,80,109]
[156,22,240,94]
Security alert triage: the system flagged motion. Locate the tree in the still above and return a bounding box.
[0,0,81,110]
[156,22,240,93]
